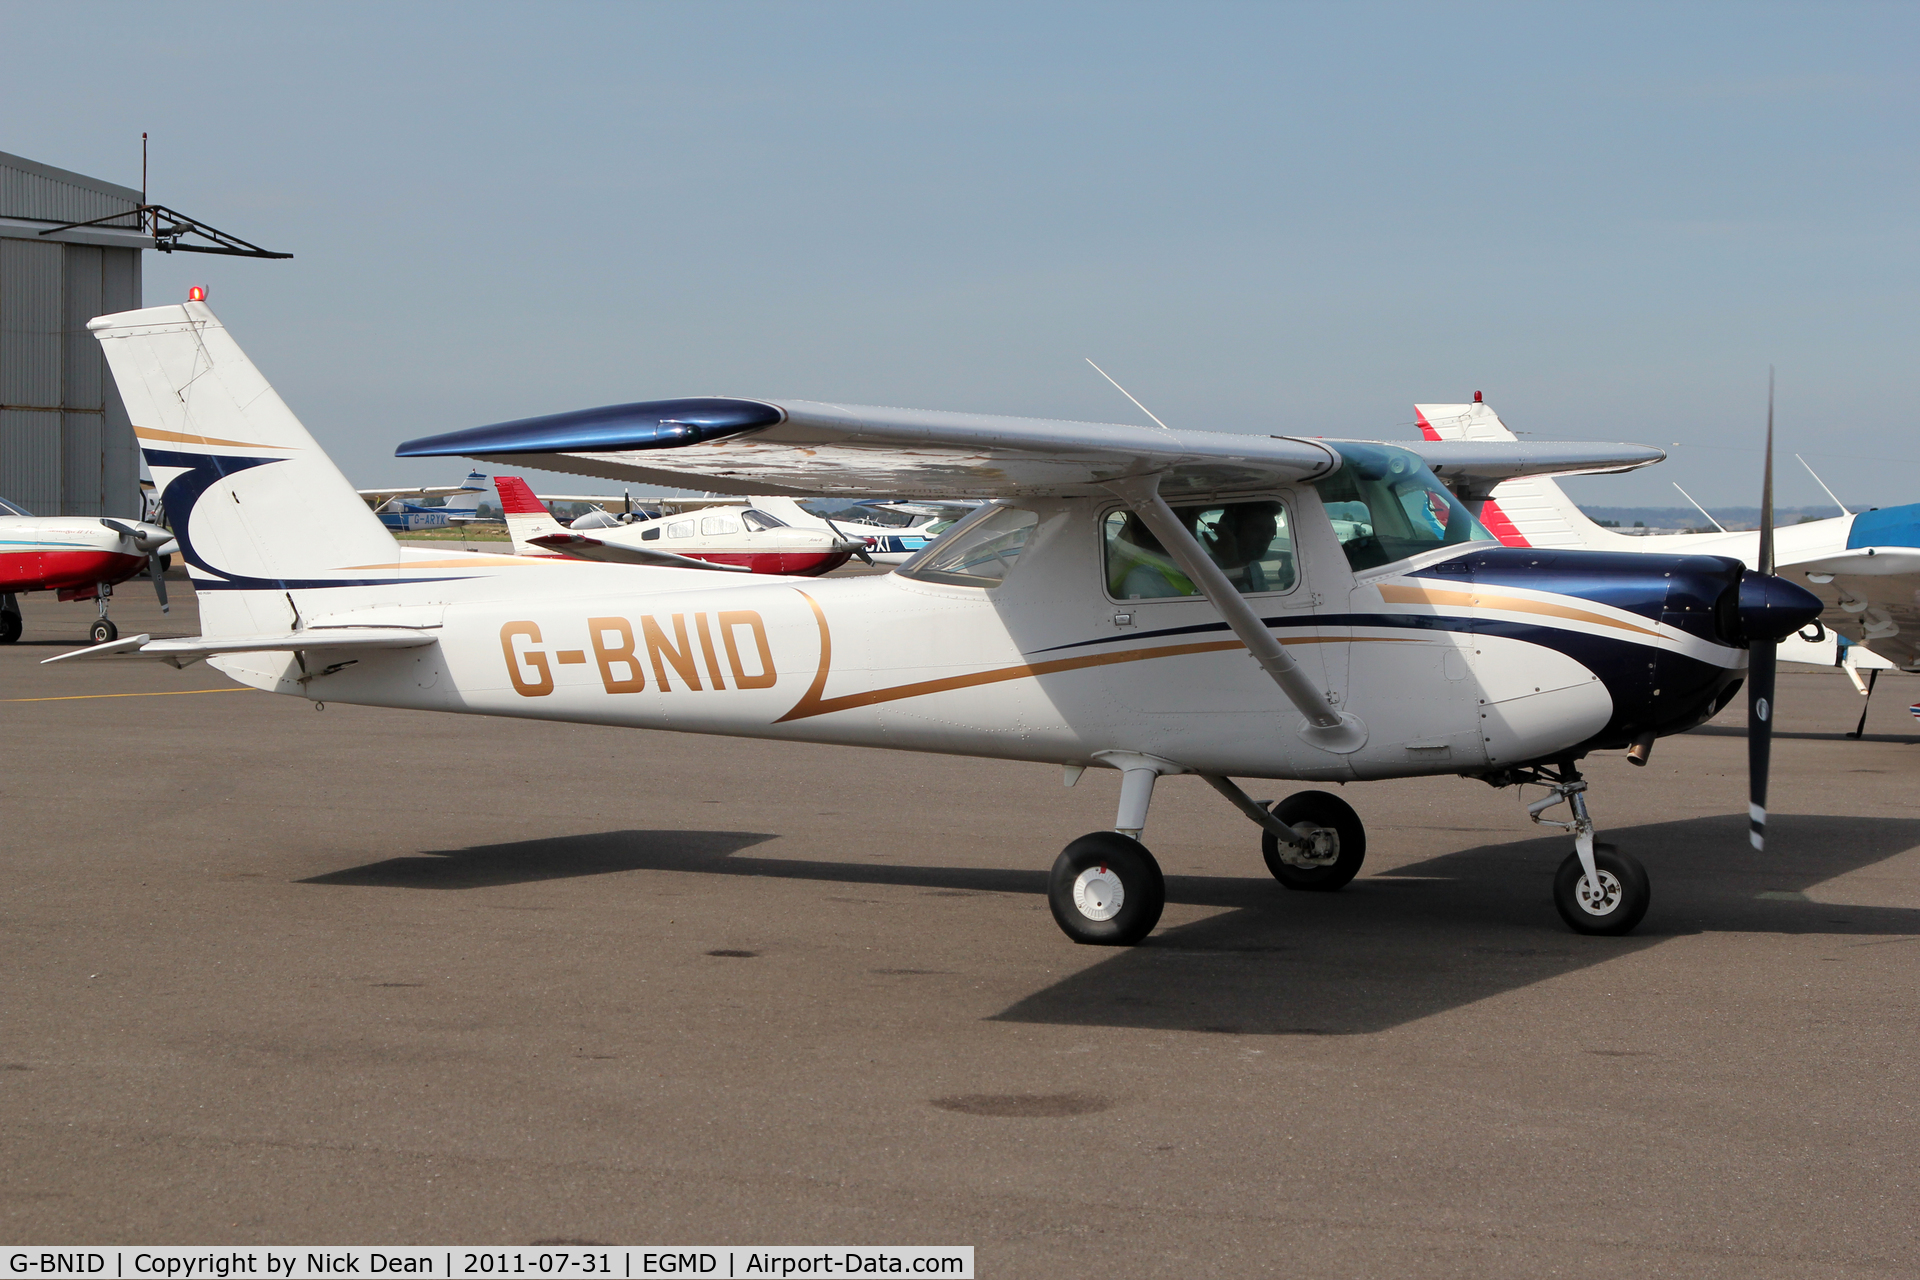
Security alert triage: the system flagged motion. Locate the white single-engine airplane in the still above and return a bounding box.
[53,300,1822,946]
[493,476,864,575]
[1,494,174,644]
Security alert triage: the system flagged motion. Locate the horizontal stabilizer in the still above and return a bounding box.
[43,626,440,668]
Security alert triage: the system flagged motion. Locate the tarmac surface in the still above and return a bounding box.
[4,582,1918,1276]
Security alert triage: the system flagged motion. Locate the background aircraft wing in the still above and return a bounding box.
[399,397,1663,499]
[357,484,486,500]
[1789,547,1920,670]
[527,532,753,571]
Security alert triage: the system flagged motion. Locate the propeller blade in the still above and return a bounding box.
[1747,630,1774,850]
[822,516,874,566]
[1748,370,1776,850]
[148,553,170,614]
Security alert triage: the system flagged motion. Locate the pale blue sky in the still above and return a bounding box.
[5,2,1915,507]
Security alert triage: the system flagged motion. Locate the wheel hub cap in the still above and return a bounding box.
[1073,865,1125,921]
[1576,869,1623,916]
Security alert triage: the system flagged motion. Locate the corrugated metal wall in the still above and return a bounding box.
[0,155,142,517]
[0,153,142,228]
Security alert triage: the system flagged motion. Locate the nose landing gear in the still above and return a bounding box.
[1526,772,1650,935]
[88,585,118,644]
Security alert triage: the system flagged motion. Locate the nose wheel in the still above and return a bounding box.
[1553,847,1650,935]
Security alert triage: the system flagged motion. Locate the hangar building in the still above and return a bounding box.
[0,150,148,518]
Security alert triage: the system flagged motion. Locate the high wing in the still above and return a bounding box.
[398,397,1666,500]
[357,484,485,500]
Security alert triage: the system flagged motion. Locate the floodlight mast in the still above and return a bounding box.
[34,134,293,260]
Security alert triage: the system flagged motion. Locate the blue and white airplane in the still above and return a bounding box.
[358,471,492,531]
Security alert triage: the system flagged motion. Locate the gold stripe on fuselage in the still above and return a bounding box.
[776,590,1415,723]
[1376,583,1662,638]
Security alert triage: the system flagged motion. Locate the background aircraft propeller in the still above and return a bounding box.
[821,515,875,566]
[100,517,172,614]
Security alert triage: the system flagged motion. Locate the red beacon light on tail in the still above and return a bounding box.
[1473,390,1483,403]
[187,286,207,302]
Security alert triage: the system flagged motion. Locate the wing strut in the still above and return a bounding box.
[1105,475,1367,753]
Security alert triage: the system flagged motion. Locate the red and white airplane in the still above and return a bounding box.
[492,476,863,576]
[0,495,175,644]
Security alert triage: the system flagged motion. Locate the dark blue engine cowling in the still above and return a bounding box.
[1410,547,1804,761]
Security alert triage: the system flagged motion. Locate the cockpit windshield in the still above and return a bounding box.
[0,496,31,517]
[1312,442,1493,572]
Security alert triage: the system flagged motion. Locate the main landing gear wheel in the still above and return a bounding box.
[89,618,118,644]
[1048,831,1165,947]
[1262,790,1366,891]
[1553,847,1650,936]
[0,615,19,645]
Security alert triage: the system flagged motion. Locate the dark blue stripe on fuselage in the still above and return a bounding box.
[145,448,476,592]
[1026,604,1738,764]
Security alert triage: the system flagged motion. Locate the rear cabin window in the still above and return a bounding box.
[666,520,694,538]
[897,505,1039,588]
[1312,443,1493,573]
[1103,499,1296,600]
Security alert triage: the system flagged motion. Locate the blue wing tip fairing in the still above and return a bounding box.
[396,397,784,459]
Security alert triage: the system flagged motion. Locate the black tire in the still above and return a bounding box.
[1262,790,1366,891]
[89,618,117,644]
[1048,831,1165,947]
[1553,847,1650,936]
[0,614,19,645]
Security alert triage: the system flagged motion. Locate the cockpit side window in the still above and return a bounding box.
[741,509,785,532]
[1312,443,1493,572]
[1102,498,1297,600]
[897,504,1039,588]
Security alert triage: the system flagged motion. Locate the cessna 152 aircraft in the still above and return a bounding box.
[0,494,174,644]
[358,470,493,531]
[52,300,1822,946]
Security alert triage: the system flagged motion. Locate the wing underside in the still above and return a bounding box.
[398,397,1664,500]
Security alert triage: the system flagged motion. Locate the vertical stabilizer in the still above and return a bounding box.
[442,470,490,515]
[91,302,402,634]
[1415,401,1635,549]
[494,476,565,555]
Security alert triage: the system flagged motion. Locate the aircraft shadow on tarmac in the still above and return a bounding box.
[300,830,782,889]
[1689,724,1920,745]
[305,813,1920,1035]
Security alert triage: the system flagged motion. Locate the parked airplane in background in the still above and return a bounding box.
[0,495,174,643]
[562,493,963,564]
[494,476,863,576]
[358,471,493,531]
[1416,398,1917,682]
[748,495,970,564]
